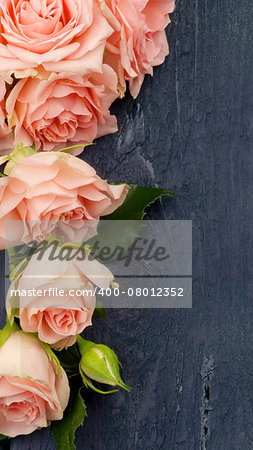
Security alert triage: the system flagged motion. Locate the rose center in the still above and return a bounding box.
[1,397,39,424]
[45,308,75,332]
[13,0,64,26]
[60,207,85,221]
[2,0,82,46]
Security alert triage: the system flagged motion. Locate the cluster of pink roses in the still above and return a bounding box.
[0,146,130,438]
[0,0,175,444]
[0,0,174,153]
[1,148,129,346]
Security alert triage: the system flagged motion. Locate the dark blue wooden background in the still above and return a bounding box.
[1,0,252,448]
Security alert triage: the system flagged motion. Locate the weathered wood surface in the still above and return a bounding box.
[0,0,252,448]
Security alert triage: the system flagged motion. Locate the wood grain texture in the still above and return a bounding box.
[0,0,252,448]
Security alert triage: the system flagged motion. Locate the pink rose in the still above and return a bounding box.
[0,77,13,152]
[20,309,92,350]
[0,150,129,248]
[6,66,118,151]
[0,331,69,437]
[100,0,175,98]
[0,0,113,75]
[7,247,114,349]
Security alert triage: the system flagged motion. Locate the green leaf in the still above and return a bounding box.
[93,298,107,319]
[87,219,144,263]
[0,434,10,441]
[104,184,175,220]
[55,343,81,374]
[52,386,87,450]
[87,185,175,262]
[93,307,107,319]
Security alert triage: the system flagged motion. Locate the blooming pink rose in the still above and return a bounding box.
[0,331,69,437]
[0,77,13,152]
[100,0,175,98]
[20,309,92,350]
[0,150,129,248]
[7,248,114,349]
[6,66,118,151]
[0,0,113,75]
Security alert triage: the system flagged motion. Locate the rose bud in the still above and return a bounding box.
[77,337,130,394]
[0,331,69,438]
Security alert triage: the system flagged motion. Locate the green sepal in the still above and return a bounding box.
[59,143,94,154]
[0,329,13,349]
[79,370,118,395]
[4,314,20,331]
[0,316,20,348]
[3,143,37,175]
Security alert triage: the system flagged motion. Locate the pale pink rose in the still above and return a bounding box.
[0,331,69,437]
[100,0,175,98]
[0,0,113,75]
[7,248,114,350]
[6,66,118,152]
[0,77,13,152]
[20,309,92,350]
[0,151,129,248]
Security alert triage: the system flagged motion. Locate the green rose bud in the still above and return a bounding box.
[77,336,130,394]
